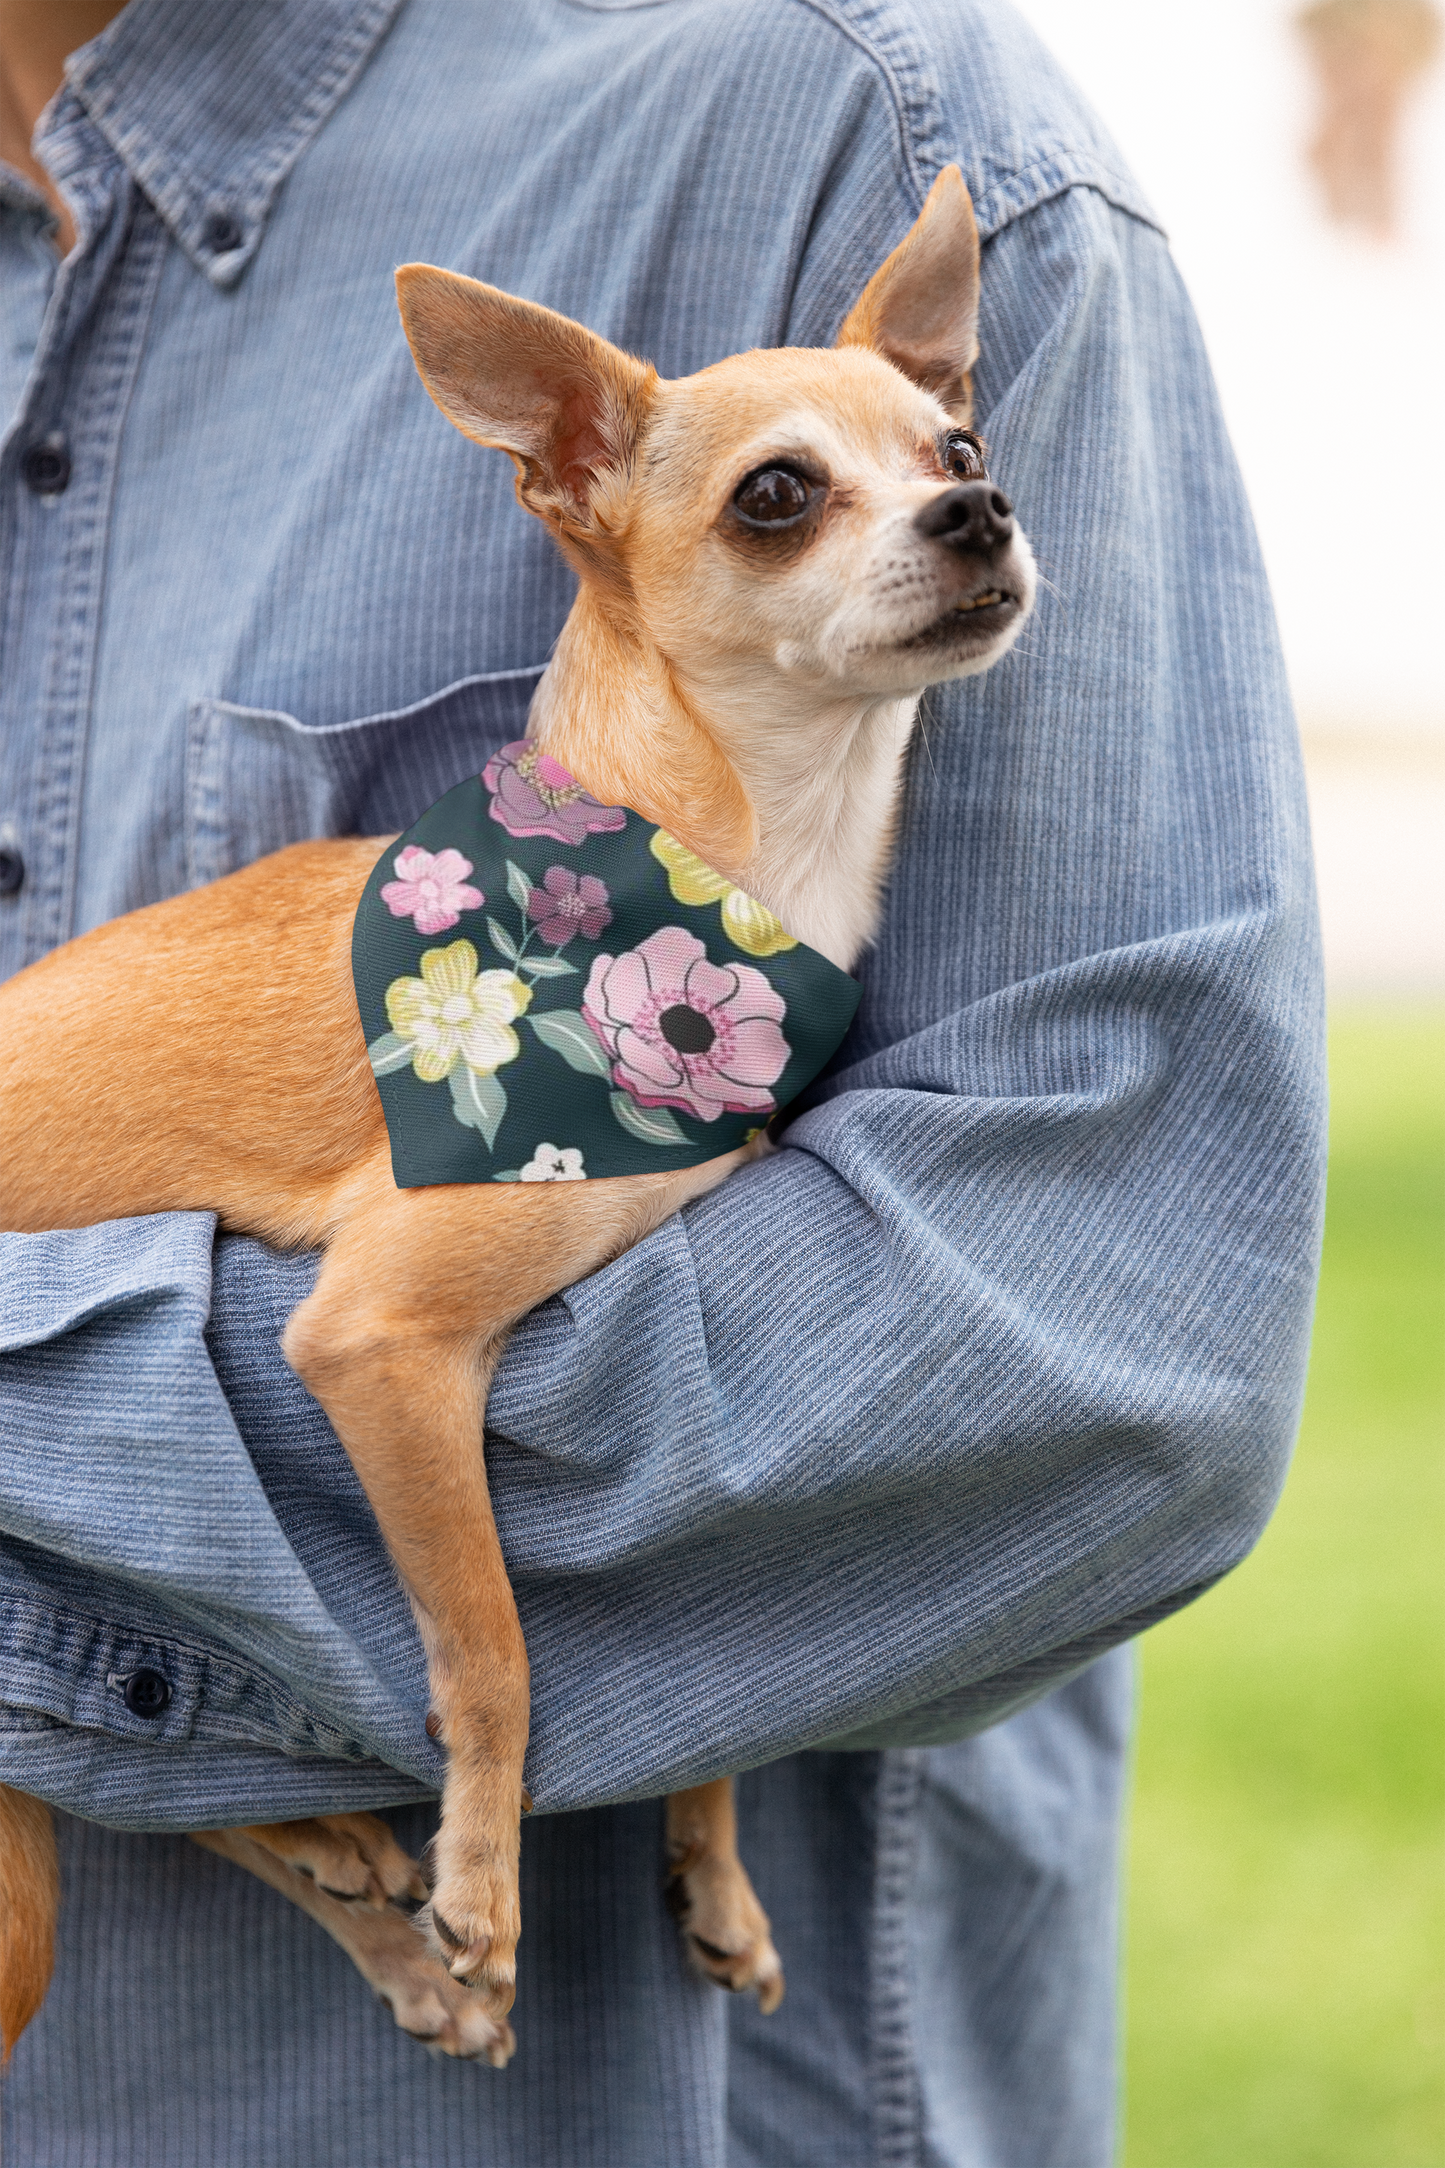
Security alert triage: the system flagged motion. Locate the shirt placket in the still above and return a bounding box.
[0,100,168,976]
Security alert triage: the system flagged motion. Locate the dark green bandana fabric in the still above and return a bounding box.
[352,740,862,1185]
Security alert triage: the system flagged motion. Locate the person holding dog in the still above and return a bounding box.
[0,1,1324,2162]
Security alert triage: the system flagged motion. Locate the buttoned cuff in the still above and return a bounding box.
[0,1215,441,1827]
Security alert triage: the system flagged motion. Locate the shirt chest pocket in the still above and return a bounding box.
[184,668,545,887]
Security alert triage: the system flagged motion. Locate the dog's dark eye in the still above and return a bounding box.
[942,432,985,481]
[733,466,812,526]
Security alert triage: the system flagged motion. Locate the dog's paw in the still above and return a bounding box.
[666,1849,785,2013]
[376,1957,516,2066]
[194,1822,514,2063]
[421,1856,521,2016]
[238,1813,429,1910]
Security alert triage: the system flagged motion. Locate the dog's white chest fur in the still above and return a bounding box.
[719,692,922,972]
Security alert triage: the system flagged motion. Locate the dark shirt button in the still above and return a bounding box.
[122,1668,172,1719]
[202,211,244,254]
[22,441,70,495]
[0,848,22,897]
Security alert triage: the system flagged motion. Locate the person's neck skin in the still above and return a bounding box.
[0,1,127,254]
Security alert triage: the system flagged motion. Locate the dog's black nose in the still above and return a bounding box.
[915,481,1014,556]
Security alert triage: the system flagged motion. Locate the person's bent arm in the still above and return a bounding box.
[0,174,1324,1827]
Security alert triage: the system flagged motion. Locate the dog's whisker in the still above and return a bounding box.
[916,693,940,782]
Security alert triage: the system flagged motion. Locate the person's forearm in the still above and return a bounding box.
[481,187,1325,1792]
[0,189,1323,1828]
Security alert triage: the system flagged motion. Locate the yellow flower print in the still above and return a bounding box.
[649,829,730,908]
[384,940,531,1083]
[719,888,798,959]
[649,831,797,959]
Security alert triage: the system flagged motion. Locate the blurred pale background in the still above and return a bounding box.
[1015,0,1444,994]
[1007,6,1445,2163]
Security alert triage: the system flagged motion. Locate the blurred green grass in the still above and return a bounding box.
[1123,1008,1445,2168]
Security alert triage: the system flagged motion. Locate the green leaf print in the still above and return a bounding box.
[609,1092,690,1147]
[529,1010,612,1077]
[449,1064,507,1148]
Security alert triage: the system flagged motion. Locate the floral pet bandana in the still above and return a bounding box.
[353,740,862,1185]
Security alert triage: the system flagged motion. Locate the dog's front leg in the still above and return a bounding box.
[282,1152,749,2019]
[282,1221,530,2016]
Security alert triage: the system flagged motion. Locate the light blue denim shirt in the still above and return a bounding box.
[0,1,1325,2160]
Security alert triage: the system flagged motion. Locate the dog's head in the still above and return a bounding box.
[396,167,1034,713]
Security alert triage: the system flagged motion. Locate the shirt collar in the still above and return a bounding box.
[50,0,406,289]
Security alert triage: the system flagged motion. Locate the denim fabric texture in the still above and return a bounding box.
[0,0,1324,2160]
[9,1683,1131,2168]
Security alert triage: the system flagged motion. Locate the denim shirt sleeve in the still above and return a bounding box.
[484,186,1326,1789]
[0,167,1325,1822]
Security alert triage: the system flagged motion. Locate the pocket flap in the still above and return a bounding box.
[186,668,546,885]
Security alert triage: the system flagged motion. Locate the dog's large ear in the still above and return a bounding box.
[396,267,656,532]
[835,166,980,422]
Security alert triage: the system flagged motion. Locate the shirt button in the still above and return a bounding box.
[23,441,70,495]
[0,848,22,897]
[202,211,244,254]
[122,1668,172,1719]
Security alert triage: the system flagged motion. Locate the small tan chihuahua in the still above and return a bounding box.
[0,167,1034,2066]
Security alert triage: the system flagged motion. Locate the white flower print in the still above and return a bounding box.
[518,1142,586,1182]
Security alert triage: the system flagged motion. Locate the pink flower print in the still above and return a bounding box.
[526,866,612,948]
[582,926,790,1123]
[380,845,483,934]
[482,740,627,846]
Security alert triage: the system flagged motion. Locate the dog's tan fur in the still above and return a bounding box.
[0,167,1034,2060]
[0,1788,57,2058]
[191,1816,516,2064]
